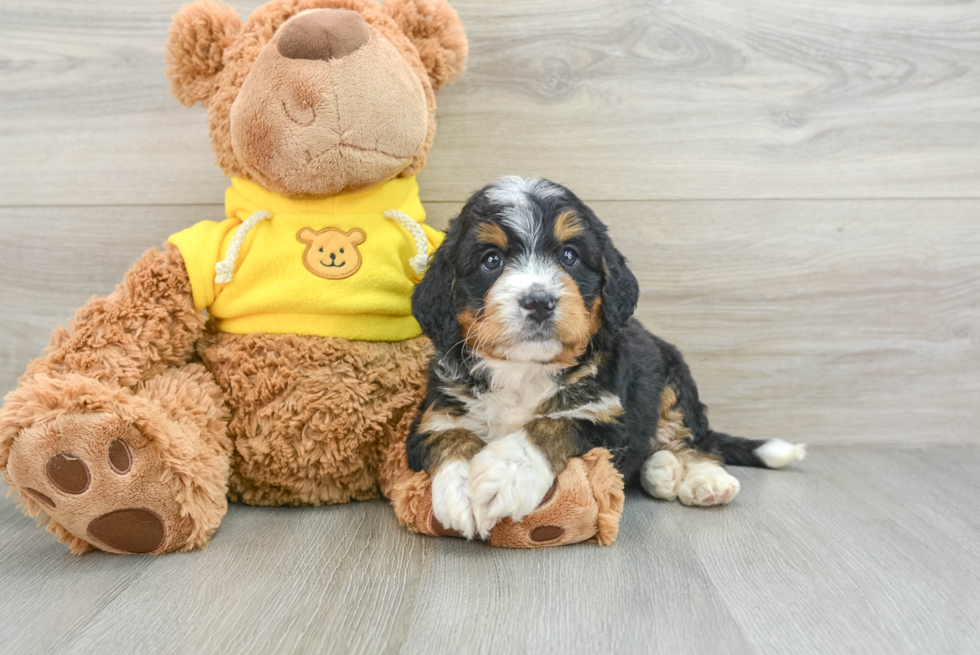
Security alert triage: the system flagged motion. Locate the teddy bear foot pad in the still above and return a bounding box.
[7,413,196,554]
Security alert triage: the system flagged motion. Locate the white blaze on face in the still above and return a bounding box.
[486,253,566,362]
[481,177,568,363]
[485,176,562,250]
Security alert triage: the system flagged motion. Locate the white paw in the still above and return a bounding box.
[678,462,741,507]
[468,433,554,539]
[641,450,682,500]
[431,460,477,539]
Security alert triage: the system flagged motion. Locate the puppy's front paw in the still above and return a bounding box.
[468,434,554,539]
[431,460,477,539]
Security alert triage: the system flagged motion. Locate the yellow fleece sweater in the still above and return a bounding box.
[168,176,443,342]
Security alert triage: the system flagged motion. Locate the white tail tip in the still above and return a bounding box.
[755,439,807,469]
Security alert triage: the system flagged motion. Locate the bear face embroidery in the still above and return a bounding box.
[297,227,365,280]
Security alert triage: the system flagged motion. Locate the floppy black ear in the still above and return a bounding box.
[600,239,639,332]
[413,225,460,353]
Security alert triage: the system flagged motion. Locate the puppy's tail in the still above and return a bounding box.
[692,431,807,469]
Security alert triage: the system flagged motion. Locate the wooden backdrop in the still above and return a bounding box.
[1,0,977,445]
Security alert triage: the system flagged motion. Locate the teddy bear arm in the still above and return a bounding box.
[24,242,205,390]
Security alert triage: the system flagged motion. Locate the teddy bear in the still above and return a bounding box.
[0,0,624,555]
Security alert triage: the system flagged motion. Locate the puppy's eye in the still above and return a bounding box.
[319,248,323,253]
[561,246,580,267]
[481,251,504,272]
[340,248,344,254]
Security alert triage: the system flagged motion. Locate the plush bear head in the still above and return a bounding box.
[165,0,467,198]
[296,226,366,279]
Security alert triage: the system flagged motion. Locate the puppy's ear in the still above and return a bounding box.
[165,0,242,107]
[384,0,468,90]
[600,240,639,332]
[412,221,461,353]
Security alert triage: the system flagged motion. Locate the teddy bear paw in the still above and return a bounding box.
[7,413,194,554]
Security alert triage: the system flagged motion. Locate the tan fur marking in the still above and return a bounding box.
[424,429,484,473]
[655,387,721,463]
[565,351,605,385]
[591,404,625,425]
[551,273,600,367]
[553,211,585,242]
[475,222,509,250]
[525,417,579,475]
[458,307,508,358]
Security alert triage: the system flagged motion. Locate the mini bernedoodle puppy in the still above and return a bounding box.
[407,177,806,539]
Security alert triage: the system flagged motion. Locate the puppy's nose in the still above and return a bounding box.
[276,9,371,62]
[519,295,557,324]
[330,252,336,260]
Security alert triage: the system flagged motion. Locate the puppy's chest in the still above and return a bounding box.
[459,363,559,442]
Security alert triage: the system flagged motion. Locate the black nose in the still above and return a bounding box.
[519,295,557,323]
[330,253,336,260]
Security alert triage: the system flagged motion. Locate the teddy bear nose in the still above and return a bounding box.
[276,9,371,62]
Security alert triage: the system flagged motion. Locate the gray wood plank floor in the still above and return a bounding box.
[1,446,977,655]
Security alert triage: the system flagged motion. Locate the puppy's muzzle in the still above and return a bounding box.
[519,294,557,324]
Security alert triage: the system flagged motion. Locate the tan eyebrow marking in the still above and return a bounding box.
[554,211,585,242]
[475,222,509,250]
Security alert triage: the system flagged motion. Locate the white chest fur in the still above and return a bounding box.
[458,360,560,442]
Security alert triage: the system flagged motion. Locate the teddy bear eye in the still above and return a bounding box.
[319,247,323,253]
[340,248,344,254]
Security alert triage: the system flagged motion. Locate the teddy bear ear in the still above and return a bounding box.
[383,0,468,90]
[165,0,242,107]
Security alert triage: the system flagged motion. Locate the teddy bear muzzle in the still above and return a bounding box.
[229,8,429,198]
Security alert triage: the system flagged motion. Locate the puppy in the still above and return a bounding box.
[407,177,805,539]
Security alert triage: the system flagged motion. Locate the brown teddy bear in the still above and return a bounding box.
[0,0,623,555]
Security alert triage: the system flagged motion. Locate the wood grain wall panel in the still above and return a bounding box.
[0,1,977,205]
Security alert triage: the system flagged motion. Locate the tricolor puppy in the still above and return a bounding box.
[408,177,805,539]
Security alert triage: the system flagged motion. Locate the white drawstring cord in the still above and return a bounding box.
[214,210,273,284]
[384,209,429,275]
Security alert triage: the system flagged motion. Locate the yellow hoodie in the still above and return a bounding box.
[168,176,443,342]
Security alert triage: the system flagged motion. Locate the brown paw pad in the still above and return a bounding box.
[46,453,90,494]
[529,525,565,542]
[107,439,132,474]
[87,508,166,554]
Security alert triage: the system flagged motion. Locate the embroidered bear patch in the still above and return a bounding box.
[296,227,365,280]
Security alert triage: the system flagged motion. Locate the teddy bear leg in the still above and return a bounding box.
[386,447,624,548]
[4,364,231,554]
[486,449,625,548]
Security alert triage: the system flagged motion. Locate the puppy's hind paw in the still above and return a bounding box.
[678,462,740,507]
[640,450,682,500]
